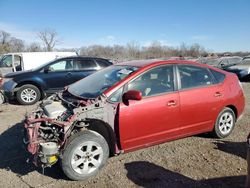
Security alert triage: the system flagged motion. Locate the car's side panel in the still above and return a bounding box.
[222,74,245,118]
[178,85,224,135]
[38,71,73,93]
[119,92,180,152]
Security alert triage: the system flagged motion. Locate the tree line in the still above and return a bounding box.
[0,29,249,60]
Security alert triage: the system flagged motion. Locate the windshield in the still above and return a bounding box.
[68,65,138,99]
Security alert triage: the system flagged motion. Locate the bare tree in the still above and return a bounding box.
[37,28,59,51]
[9,37,25,52]
[26,42,42,52]
[0,30,11,54]
[126,41,141,59]
[0,30,11,45]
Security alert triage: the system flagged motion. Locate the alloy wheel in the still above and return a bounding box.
[71,141,103,175]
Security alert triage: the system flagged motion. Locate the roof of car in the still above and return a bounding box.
[118,59,200,67]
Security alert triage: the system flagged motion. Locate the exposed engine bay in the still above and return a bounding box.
[23,91,118,169]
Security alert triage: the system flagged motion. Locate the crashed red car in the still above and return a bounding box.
[23,59,245,180]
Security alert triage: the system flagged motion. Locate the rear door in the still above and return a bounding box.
[177,65,224,136]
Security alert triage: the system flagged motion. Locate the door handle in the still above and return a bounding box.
[167,100,177,106]
[214,92,222,97]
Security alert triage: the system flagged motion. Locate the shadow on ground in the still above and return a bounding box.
[0,121,67,180]
[213,140,247,160]
[125,161,246,188]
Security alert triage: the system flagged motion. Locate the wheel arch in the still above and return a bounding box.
[86,119,117,156]
[15,81,46,99]
[225,105,238,119]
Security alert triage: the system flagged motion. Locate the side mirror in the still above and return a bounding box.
[44,66,50,73]
[122,90,142,106]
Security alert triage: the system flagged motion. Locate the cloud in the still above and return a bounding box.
[105,35,116,41]
[0,22,37,43]
[98,35,117,45]
[191,35,211,41]
[0,22,82,48]
[143,40,176,47]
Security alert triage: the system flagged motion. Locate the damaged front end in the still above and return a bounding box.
[23,91,118,169]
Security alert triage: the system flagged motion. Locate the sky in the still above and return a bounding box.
[0,0,249,52]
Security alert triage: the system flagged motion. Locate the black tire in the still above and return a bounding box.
[61,130,109,181]
[212,107,236,138]
[16,84,41,105]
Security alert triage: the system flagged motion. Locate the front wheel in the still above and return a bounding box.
[212,107,236,138]
[16,84,41,105]
[61,131,109,181]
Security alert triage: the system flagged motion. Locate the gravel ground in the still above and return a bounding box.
[0,83,249,188]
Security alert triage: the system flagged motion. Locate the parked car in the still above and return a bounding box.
[199,56,242,69]
[0,52,77,76]
[243,55,250,60]
[1,56,112,105]
[23,59,245,180]
[223,59,250,81]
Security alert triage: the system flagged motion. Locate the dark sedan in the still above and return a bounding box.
[223,59,250,81]
[1,56,112,105]
[199,56,242,69]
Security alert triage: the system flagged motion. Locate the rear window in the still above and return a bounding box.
[96,59,111,67]
[210,69,225,84]
[75,59,96,70]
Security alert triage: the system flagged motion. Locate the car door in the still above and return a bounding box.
[177,65,224,136]
[118,65,181,152]
[69,58,99,84]
[0,55,13,76]
[40,58,74,93]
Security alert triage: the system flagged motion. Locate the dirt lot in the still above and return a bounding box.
[0,83,249,188]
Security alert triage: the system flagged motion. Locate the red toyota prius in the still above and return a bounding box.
[24,59,245,180]
[105,59,245,150]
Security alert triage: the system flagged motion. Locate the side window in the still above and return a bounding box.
[220,59,229,66]
[14,55,22,71]
[96,59,111,67]
[75,59,96,70]
[49,59,73,71]
[228,58,241,65]
[109,87,123,102]
[178,65,213,89]
[210,69,225,84]
[127,65,174,97]
[1,55,12,67]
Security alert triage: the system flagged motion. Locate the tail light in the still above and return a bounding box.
[0,77,3,86]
